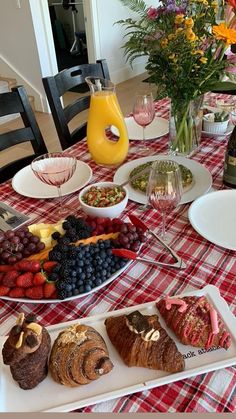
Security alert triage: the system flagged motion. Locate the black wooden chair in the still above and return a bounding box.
[0,85,48,183]
[42,59,110,150]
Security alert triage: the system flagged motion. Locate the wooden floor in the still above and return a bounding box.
[0,72,157,168]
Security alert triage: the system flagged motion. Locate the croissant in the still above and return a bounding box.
[2,313,51,390]
[156,295,232,350]
[105,311,185,373]
[49,323,113,386]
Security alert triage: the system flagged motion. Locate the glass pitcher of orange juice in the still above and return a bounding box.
[85,77,129,167]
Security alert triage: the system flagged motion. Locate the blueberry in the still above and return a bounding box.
[94,279,102,286]
[78,285,85,293]
[84,284,92,292]
[77,279,84,286]
[73,289,79,296]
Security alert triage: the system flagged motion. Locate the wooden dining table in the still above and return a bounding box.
[0,93,235,413]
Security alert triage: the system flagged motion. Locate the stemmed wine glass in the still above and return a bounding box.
[133,93,156,155]
[147,160,183,241]
[31,152,77,218]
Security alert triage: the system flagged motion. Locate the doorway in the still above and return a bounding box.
[47,0,88,71]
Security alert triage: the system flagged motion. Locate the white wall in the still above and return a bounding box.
[0,0,57,111]
[89,0,153,84]
[0,0,154,111]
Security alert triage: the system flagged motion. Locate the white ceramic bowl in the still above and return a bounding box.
[203,113,229,134]
[78,181,128,218]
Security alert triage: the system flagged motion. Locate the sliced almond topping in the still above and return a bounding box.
[26,323,42,336]
[15,331,24,349]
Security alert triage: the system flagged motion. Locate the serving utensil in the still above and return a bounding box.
[128,213,186,269]
[112,248,186,269]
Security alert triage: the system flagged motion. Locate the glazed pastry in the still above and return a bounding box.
[156,295,231,350]
[2,313,51,390]
[49,323,113,386]
[105,310,184,373]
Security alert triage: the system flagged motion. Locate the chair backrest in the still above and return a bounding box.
[42,59,110,150]
[0,85,48,183]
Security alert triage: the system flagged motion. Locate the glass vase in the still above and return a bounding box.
[169,96,203,157]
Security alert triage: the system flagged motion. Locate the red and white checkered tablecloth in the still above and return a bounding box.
[0,94,235,413]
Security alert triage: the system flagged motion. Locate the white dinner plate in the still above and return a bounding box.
[114,155,212,205]
[1,285,236,412]
[111,116,169,140]
[202,124,233,138]
[188,189,236,250]
[12,161,93,199]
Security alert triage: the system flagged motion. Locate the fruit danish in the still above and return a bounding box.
[105,310,185,373]
[49,323,113,386]
[2,313,51,389]
[156,295,231,350]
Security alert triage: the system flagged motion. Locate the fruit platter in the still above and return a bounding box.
[0,215,147,303]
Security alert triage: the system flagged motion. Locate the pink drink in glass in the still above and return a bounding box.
[31,152,77,218]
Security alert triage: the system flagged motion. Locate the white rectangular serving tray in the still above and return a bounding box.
[0,285,236,412]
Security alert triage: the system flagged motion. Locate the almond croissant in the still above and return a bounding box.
[105,311,184,373]
[49,323,113,386]
[156,295,231,350]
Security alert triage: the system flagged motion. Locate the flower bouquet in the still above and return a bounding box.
[117,0,236,155]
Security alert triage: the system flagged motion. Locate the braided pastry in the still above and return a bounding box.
[105,311,185,373]
[49,323,113,386]
[156,295,231,350]
[2,313,51,389]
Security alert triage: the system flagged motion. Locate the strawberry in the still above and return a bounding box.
[43,261,58,273]
[33,271,47,286]
[9,287,25,298]
[25,286,44,300]
[2,271,19,288]
[0,285,10,296]
[0,265,16,272]
[15,260,41,273]
[0,272,5,284]
[50,290,58,299]
[43,282,56,299]
[16,272,34,288]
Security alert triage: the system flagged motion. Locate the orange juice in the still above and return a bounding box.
[86,91,129,166]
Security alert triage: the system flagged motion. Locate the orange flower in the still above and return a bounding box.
[212,23,236,45]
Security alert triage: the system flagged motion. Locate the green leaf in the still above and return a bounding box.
[209,81,236,92]
[119,0,147,15]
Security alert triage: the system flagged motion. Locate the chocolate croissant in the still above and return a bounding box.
[2,313,51,390]
[49,323,113,386]
[105,311,184,373]
[156,295,231,350]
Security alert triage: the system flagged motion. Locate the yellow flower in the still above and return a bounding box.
[211,0,218,6]
[161,38,168,47]
[199,56,208,64]
[168,33,175,40]
[176,27,184,34]
[192,49,204,55]
[185,18,194,28]
[213,23,236,45]
[169,53,176,60]
[175,14,184,24]
[186,29,197,42]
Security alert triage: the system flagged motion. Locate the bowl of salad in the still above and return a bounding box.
[78,181,129,218]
